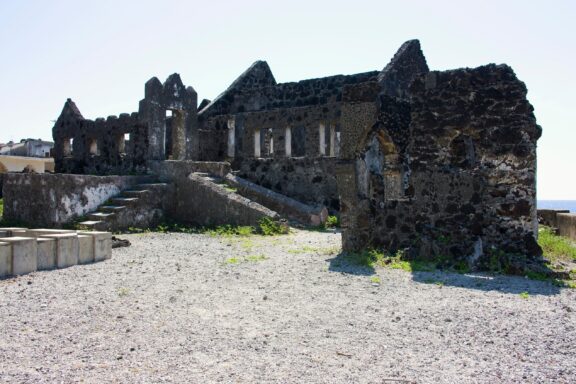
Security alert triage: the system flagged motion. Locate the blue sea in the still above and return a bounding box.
[537,200,576,213]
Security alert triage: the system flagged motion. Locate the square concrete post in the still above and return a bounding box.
[37,238,57,270]
[0,242,11,277]
[1,237,38,275]
[77,231,112,261]
[40,234,79,269]
[78,235,95,264]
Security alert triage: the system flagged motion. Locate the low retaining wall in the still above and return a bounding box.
[538,209,576,241]
[3,173,150,227]
[235,157,339,212]
[226,174,328,226]
[172,173,278,227]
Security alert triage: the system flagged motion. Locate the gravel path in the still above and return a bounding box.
[0,229,574,383]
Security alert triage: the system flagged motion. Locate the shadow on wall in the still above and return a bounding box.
[326,252,562,296]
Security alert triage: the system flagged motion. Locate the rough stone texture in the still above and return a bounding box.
[337,63,542,269]
[172,173,279,227]
[225,174,328,226]
[53,74,198,174]
[90,183,170,232]
[148,160,231,181]
[39,39,542,269]
[2,174,149,228]
[377,39,429,99]
[236,157,339,212]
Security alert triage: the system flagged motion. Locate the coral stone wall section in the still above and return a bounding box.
[338,64,542,269]
[236,157,339,212]
[3,174,148,227]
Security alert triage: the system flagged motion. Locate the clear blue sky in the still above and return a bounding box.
[0,0,574,199]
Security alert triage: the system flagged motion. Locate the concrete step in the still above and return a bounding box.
[99,205,126,213]
[122,190,150,197]
[77,220,109,231]
[110,197,139,205]
[89,212,116,221]
[137,183,169,188]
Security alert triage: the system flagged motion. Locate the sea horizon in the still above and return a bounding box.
[537,200,576,213]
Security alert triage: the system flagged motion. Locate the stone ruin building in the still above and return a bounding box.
[3,40,543,270]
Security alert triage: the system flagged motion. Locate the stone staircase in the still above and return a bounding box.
[78,182,171,231]
[191,172,327,226]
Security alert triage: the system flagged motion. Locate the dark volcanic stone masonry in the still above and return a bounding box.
[50,39,542,268]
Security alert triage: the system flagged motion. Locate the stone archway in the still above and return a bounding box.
[355,123,403,202]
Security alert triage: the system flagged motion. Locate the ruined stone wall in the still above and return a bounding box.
[236,157,339,212]
[53,74,198,175]
[171,173,278,227]
[200,70,378,119]
[338,64,542,269]
[54,108,149,175]
[3,173,149,227]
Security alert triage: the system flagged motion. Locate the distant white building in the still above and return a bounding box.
[0,139,53,158]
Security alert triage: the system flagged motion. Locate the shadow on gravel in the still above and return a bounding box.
[327,252,376,276]
[410,271,563,296]
[326,253,563,296]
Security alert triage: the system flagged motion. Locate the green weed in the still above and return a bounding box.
[258,217,285,236]
[538,226,576,262]
[325,215,340,228]
[370,276,381,284]
[519,292,530,299]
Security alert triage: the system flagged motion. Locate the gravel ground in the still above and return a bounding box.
[0,229,574,383]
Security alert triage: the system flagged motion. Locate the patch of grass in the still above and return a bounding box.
[257,217,285,236]
[0,198,3,218]
[223,254,268,265]
[341,249,438,272]
[538,226,576,262]
[288,245,321,254]
[246,254,267,262]
[519,291,530,299]
[325,215,340,228]
[370,276,381,284]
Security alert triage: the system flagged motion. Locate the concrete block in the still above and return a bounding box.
[77,231,112,261]
[0,237,38,275]
[78,235,94,264]
[26,229,76,238]
[0,227,28,237]
[0,242,11,277]
[37,238,57,270]
[40,234,79,269]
